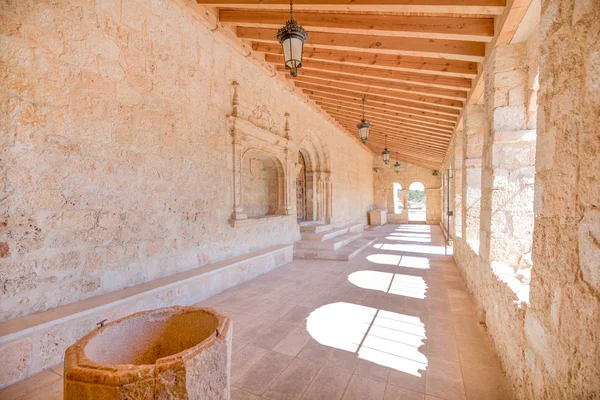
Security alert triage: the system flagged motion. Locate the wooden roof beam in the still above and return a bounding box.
[253,43,478,78]
[281,68,468,100]
[269,56,473,90]
[197,0,506,16]
[220,11,495,42]
[238,28,486,62]
[289,76,463,109]
[297,83,461,116]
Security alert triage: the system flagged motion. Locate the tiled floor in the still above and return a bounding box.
[0,224,513,400]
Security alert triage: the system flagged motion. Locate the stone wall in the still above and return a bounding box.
[446,0,600,399]
[0,0,374,321]
[372,156,442,224]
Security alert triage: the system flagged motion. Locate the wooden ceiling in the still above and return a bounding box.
[195,0,529,169]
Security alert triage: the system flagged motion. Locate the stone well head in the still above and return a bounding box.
[64,306,232,400]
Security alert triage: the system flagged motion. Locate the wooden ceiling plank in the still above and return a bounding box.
[220,11,495,42]
[318,100,456,131]
[325,108,456,137]
[197,0,506,16]
[307,91,458,122]
[284,68,468,100]
[238,28,486,62]
[268,56,473,90]
[298,83,461,116]
[330,113,452,143]
[290,76,463,109]
[253,43,478,78]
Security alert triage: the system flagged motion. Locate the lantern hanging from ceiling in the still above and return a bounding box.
[276,0,308,77]
[356,96,371,144]
[382,134,391,164]
[394,153,401,173]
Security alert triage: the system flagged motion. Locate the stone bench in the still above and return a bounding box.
[0,244,292,389]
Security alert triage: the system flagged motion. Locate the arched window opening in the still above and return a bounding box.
[408,182,426,222]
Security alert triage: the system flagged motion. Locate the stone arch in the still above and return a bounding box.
[241,148,286,217]
[298,134,332,223]
[408,182,426,222]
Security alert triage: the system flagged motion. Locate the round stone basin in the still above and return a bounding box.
[64,306,232,400]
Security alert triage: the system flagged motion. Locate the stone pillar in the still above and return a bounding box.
[462,104,485,246]
[480,43,536,266]
[231,129,247,220]
[324,173,332,223]
[305,172,316,221]
[453,128,464,238]
[283,148,295,216]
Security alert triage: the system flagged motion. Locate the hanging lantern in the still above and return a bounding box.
[356,96,371,144]
[394,153,401,173]
[277,0,308,78]
[382,134,391,164]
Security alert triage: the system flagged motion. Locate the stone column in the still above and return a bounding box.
[283,148,295,216]
[324,172,332,223]
[480,43,536,266]
[231,129,247,220]
[462,104,485,246]
[453,128,464,238]
[305,172,316,221]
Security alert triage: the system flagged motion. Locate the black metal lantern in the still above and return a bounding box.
[394,153,401,173]
[382,134,391,164]
[357,96,371,144]
[276,0,308,77]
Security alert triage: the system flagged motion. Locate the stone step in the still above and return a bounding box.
[295,232,363,251]
[294,236,376,261]
[301,222,364,241]
[299,223,332,233]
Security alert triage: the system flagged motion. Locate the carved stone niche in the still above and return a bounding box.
[228,83,296,228]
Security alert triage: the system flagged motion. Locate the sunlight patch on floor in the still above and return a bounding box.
[348,271,427,299]
[306,302,427,377]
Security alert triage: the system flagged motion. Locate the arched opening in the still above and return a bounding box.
[241,150,284,217]
[296,151,307,221]
[408,182,426,222]
[386,182,403,215]
[298,135,332,223]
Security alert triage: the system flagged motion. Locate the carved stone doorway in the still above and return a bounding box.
[296,152,307,221]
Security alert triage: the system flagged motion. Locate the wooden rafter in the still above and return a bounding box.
[193,0,529,168]
[253,43,478,78]
[239,28,486,62]
[221,11,495,42]
[197,0,506,15]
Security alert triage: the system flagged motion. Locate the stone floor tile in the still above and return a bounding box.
[263,359,320,400]
[461,363,513,400]
[325,349,360,372]
[231,344,269,383]
[297,339,333,365]
[426,312,455,334]
[250,322,296,350]
[50,362,64,376]
[383,384,425,400]
[426,330,460,362]
[279,305,314,326]
[231,387,260,400]
[341,375,386,400]
[354,359,391,383]
[272,326,312,357]
[234,351,293,395]
[235,317,275,343]
[233,340,248,355]
[302,366,352,400]
[456,335,502,368]
[0,369,62,400]
[425,357,466,400]
[387,368,426,394]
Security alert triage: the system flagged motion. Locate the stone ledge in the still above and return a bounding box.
[229,214,296,228]
[0,244,293,388]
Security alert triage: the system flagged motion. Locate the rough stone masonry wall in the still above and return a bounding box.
[527,0,599,397]
[0,0,374,321]
[448,0,600,399]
